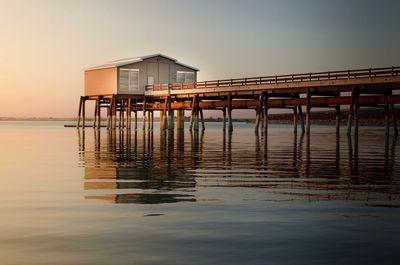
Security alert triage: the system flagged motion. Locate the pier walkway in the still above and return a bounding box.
[77,66,400,135]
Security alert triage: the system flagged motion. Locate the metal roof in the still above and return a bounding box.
[85,53,199,71]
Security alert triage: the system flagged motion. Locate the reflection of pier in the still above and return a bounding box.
[80,127,400,205]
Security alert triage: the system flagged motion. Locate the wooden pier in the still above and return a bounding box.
[77,66,400,135]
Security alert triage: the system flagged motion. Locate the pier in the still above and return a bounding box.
[77,66,400,135]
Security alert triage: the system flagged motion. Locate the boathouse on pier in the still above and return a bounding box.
[85,54,199,96]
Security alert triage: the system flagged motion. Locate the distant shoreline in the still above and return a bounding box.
[0,117,77,121]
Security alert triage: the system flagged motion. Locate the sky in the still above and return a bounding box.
[0,0,399,118]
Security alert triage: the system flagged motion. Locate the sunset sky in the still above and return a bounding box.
[0,0,399,118]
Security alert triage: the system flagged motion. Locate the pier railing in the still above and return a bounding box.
[146,66,400,92]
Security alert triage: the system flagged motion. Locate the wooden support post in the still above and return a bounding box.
[195,97,200,131]
[306,89,311,134]
[385,102,390,136]
[298,106,305,133]
[120,99,124,129]
[177,109,184,130]
[228,93,233,132]
[200,109,205,130]
[150,111,154,130]
[335,105,340,134]
[347,87,356,135]
[293,106,298,133]
[106,102,111,129]
[222,107,227,131]
[255,94,262,132]
[127,98,132,130]
[162,97,169,130]
[391,103,398,135]
[98,97,102,129]
[93,98,98,128]
[142,97,146,130]
[82,97,86,128]
[189,95,196,131]
[354,92,359,136]
[109,96,115,130]
[160,110,165,129]
[263,95,268,133]
[168,105,174,130]
[77,96,82,128]
[194,105,199,131]
[134,111,138,130]
[147,110,152,130]
[182,110,186,130]
[118,100,122,129]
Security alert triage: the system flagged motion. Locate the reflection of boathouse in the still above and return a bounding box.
[82,129,197,204]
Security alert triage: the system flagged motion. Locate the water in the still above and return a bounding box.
[0,121,399,265]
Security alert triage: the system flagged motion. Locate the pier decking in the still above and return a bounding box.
[77,66,400,135]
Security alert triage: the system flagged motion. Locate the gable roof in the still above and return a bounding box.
[86,53,199,71]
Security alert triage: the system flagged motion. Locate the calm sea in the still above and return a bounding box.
[0,121,399,265]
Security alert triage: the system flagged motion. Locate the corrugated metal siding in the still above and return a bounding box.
[85,67,117,96]
[159,63,169,83]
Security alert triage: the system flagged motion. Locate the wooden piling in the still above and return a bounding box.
[263,95,268,133]
[190,95,197,131]
[106,101,111,129]
[222,107,227,131]
[93,98,99,129]
[142,97,146,130]
[306,89,311,134]
[385,103,390,136]
[354,91,359,135]
[177,109,184,130]
[98,97,102,129]
[228,93,233,132]
[335,105,340,134]
[293,106,298,133]
[391,103,398,135]
[148,110,152,130]
[109,96,115,130]
[347,87,357,135]
[298,106,305,133]
[194,105,199,131]
[168,108,174,130]
[120,99,124,129]
[134,110,138,130]
[82,97,86,128]
[118,100,122,129]
[160,110,164,129]
[77,96,83,128]
[127,98,132,130]
[255,94,262,132]
[200,109,205,130]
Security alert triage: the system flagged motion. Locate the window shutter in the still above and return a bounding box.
[129,70,139,92]
[119,70,129,92]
